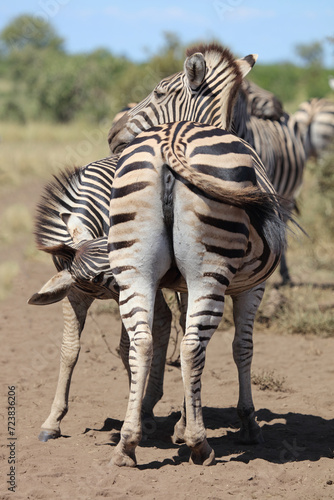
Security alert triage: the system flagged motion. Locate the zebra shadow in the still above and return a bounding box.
[204,406,334,464]
[84,407,334,468]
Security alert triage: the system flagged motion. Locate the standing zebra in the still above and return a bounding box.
[108,120,287,467]
[108,44,305,283]
[232,80,306,282]
[292,98,334,159]
[28,156,172,441]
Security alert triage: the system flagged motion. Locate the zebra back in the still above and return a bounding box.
[160,121,287,256]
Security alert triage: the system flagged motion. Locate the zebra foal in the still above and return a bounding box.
[28,156,172,441]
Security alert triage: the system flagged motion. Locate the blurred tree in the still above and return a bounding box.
[0,14,64,53]
[295,41,324,67]
[146,32,185,79]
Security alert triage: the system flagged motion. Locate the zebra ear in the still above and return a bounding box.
[236,54,258,78]
[184,52,206,90]
[60,213,93,243]
[28,269,74,305]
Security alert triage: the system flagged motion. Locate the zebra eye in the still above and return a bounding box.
[92,272,104,284]
[154,88,165,99]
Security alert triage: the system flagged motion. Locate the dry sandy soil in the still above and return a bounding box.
[1,180,334,500]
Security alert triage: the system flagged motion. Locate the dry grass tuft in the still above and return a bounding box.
[252,370,287,392]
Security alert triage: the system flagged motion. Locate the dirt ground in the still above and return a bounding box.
[1,180,334,500]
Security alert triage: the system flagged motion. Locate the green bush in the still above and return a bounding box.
[0,16,333,123]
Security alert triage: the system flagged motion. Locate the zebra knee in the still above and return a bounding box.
[133,332,153,359]
[60,343,80,367]
[232,338,253,364]
[181,334,202,364]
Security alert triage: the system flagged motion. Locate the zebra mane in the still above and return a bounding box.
[35,166,83,250]
[186,43,234,63]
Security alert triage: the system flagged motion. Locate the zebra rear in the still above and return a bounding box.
[108,121,287,466]
[292,98,334,159]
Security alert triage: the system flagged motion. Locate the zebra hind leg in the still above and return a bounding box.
[110,284,157,467]
[232,284,266,444]
[179,285,228,466]
[118,290,172,440]
[39,291,93,441]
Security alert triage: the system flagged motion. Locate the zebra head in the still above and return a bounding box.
[108,44,257,154]
[28,213,118,306]
[236,80,284,121]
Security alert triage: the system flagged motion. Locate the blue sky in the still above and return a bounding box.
[1,1,334,66]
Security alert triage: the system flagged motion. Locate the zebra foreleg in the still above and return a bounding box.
[39,290,93,441]
[231,284,265,444]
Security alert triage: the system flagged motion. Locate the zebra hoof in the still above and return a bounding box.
[171,418,186,444]
[38,429,61,442]
[189,439,216,466]
[110,450,137,467]
[238,422,264,445]
[141,414,157,440]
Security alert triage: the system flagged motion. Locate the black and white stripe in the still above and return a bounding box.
[292,98,334,159]
[107,45,305,283]
[29,155,172,442]
[108,120,288,466]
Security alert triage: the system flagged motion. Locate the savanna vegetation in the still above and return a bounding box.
[0,15,334,339]
[0,15,334,123]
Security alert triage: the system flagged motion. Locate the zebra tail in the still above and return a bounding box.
[164,151,290,255]
[34,167,82,250]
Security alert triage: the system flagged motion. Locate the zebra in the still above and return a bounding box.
[111,102,137,128]
[107,44,306,284]
[28,156,173,442]
[232,80,306,283]
[292,98,334,159]
[108,120,288,467]
[239,79,284,121]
